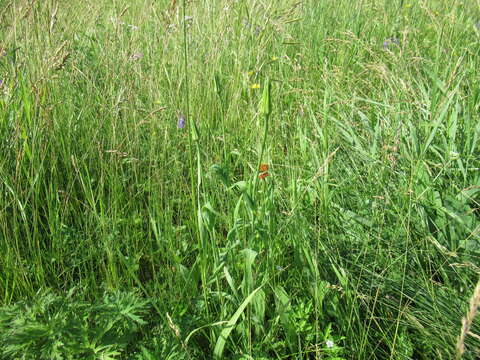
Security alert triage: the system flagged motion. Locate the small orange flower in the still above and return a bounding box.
[259,164,269,172]
[259,172,269,180]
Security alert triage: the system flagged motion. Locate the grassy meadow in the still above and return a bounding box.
[1,0,480,358]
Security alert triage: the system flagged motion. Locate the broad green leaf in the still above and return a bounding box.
[213,286,262,359]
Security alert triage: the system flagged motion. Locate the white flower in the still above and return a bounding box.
[449,151,459,160]
[110,17,125,25]
[326,340,334,348]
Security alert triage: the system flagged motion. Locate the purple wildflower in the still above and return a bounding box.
[476,21,480,32]
[383,37,400,49]
[177,114,186,129]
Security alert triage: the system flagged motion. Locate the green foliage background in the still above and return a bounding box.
[0,0,480,358]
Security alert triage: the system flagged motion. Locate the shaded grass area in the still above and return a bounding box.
[1,0,480,358]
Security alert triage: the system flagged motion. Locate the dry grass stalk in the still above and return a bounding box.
[166,312,181,339]
[166,312,192,360]
[456,279,480,359]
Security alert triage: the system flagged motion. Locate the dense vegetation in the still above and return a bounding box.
[1,0,480,358]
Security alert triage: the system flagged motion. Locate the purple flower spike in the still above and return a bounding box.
[177,114,186,129]
[476,21,480,32]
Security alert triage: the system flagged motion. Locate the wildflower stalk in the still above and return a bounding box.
[254,77,271,194]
